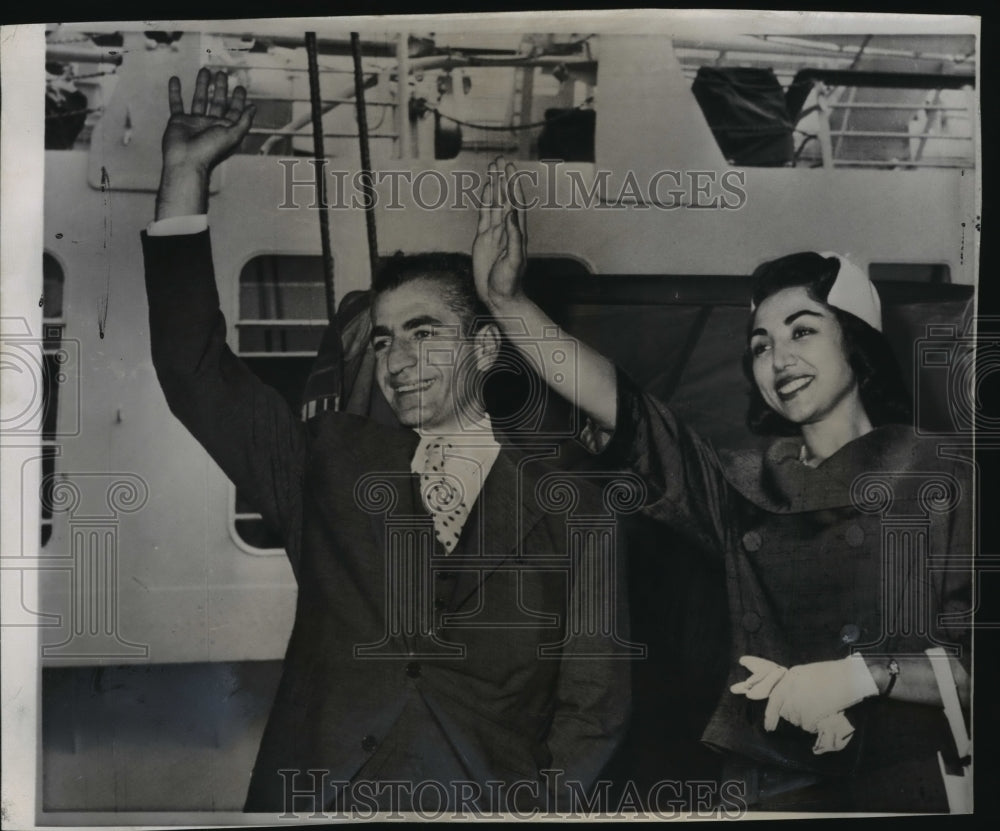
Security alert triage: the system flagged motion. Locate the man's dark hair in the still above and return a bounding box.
[741,251,913,436]
[372,251,491,336]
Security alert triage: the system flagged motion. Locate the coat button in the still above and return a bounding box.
[839,623,861,645]
[361,735,377,752]
[741,611,762,632]
[436,571,455,581]
[406,661,422,678]
[845,525,865,547]
[741,531,762,552]
[433,598,447,611]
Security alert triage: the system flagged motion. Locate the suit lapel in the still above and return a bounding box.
[448,447,549,613]
[361,424,422,559]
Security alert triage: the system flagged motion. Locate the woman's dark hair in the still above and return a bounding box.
[742,252,913,436]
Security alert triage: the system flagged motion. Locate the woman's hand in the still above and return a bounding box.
[813,711,856,754]
[730,654,871,754]
[762,654,878,734]
[472,157,527,312]
[467,155,619,431]
[729,654,787,699]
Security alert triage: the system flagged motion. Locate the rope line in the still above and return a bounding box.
[419,97,594,132]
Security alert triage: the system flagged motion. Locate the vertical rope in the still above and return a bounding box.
[350,31,380,283]
[305,31,337,322]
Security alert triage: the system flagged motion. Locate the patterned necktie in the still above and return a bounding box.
[419,438,467,553]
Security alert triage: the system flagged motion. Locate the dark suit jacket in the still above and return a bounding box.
[142,230,632,814]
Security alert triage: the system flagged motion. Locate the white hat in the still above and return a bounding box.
[818,251,882,332]
[750,252,883,332]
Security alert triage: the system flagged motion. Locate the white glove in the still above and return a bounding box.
[730,655,868,756]
[729,655,788,699]
[812,711,856,755]
[764,654,878,734]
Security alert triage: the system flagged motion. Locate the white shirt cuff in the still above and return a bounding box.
[146,215,209,236]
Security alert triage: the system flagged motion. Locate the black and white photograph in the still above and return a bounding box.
[0,9,987,826]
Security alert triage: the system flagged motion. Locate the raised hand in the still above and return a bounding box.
[162,68,255,174]
[155,68,256,220]
[472,157,527,311]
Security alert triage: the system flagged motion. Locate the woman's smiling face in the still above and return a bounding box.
[749,286,861,427]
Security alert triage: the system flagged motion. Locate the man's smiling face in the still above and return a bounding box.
[372,276,488,434]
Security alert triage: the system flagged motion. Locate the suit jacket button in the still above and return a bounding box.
[434,598,447,611]
[361,735,377,752]
[845,525,865,547]
[839,623,861,645]
[741,531,762,552]
[406,661,422,678]
[741,611,762,632]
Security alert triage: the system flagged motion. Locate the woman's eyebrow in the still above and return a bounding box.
[784,309,825,325]
[751,308,825,339]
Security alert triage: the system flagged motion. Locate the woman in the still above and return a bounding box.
[472,161,972,813]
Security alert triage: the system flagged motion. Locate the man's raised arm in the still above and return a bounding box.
[472,159,618,431]
[143,70,305,571]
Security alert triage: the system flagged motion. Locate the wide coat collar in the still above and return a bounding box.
[718,424,924,513]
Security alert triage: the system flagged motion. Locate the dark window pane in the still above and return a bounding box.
[870,263,951,284]
[239,255,329,319]
[42,253,65,318]
[42,353,63,438]
[40,447,57,520]
[239,284,328,320]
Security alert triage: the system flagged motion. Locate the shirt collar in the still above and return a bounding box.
[409,417,500,474]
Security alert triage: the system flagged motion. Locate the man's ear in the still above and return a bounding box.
[473,322,501,371]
